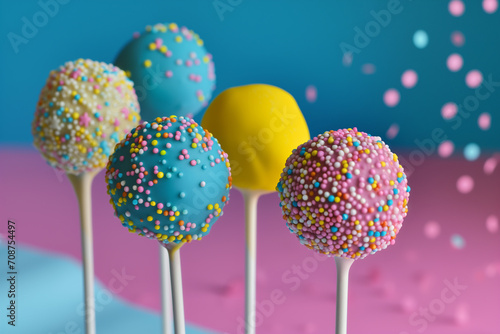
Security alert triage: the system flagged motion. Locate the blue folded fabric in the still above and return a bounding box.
[0,239,214,334]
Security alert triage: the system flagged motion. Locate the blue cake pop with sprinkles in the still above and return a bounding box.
[105,116,232,245]
[115,23,216,121]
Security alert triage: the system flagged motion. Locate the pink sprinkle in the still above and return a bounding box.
[386,123,399,139]
[305,85,317,103]
[182,149,188,154]
[166,50,172,57]
[185,60,193,67]
[456,175,474,194]
[153,148,159,154]
[486,215,499,233]
[138,186,144,193]
[383,89,400,107]
[157,203,164,209]
[478,112,491,130]
[179,155,184,160]
[189,74,196,80]
[454,302,470,326]
[424,221,441,239]
[451,31,465,47]
[155,38,163,47]
[441,102,458,119]
[447,53,463,72]
[133,32,140,38]
[465,70,483,88]
[401,70,418,88]
[194,59,201,65]
[438,140,454,158]
[148,181,154,186]
[190,160,196,166]
[484,156,498,174]
[483,0,498,13]
[449,0,465,16]
[361,63,376,75]
[165,70,173,78]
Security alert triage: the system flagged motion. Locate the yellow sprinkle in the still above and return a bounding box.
[144,60,152,68]
[152,140,158,146]
[207,204,213,210]
[147,216,153,222]
[149,43,157,50]
[157,172,164,178]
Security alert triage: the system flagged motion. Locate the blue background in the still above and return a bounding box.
[1,0,499,154]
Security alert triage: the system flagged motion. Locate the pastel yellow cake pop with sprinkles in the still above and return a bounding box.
[32,59,140,174]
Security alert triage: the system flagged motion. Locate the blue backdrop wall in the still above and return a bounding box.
[1,0,499,155]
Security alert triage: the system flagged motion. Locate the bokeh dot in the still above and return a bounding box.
[484,156,498,174]
[486,215,499,233]
[478,112,491,130]
[483,0,498,13]
[451,31,465,47]
[305,85,317,103]
[441,102,458,119]
[383,89,400,107]
[362,63,376,75]
[449,0,465,16]
[401,70,418,88]
[465,70,483,88]
[424,221,441,239]
[413,30,429,49]
[456,175,474,194]
[386,123,400,139]
[438,140,454,158]
[464,143,480,161]
[447,53,463,72]
[450,234,466,249]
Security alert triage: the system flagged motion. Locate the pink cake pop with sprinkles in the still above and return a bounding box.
[277,128,410,334]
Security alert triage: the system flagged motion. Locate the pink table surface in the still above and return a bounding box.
[1,147,499,334]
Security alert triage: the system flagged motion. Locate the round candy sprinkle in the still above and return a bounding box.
[115,23,215,121]
[106,116,232,245]
[32,59,140,174]
[277,128,410,259]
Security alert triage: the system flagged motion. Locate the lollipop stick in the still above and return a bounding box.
[160,245,173,334]
[166,244,185,334]
[242,190,262,334]
[334,257,354,334]
[68,171,98,334]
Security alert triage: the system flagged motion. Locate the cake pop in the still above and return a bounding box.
[115,23,215,121]
[276,128,410,334]
[106,116,232,334]
[202,84,310,334]
[32,58,140,334]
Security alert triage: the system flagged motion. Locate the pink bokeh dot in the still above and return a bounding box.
[478,112,491,130]
[342,52,353,67]
[386,123,400,139]
[484,156,498,174]
[441,102,458,119]
[486,215,499,233]
[424,221,441,239]
[438,140,454,158]
[465,70,483,88]
[401,70,418,88]
[454,302,470,326]
[457,175,474,194]
[449,0,465,16]
[483,0,498,13]
[362,63,376,75]
[383,89,400,107]
[305,85,317,103]
[451,31,465,47]
[447,53,463,72]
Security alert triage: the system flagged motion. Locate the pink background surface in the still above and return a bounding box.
[1,148,499,334]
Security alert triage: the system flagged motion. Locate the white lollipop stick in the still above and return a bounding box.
[334,257,354,334]
[68,171,98,334]
[160,245,173,334]
[165,243,185,334]
[241,189,266,334]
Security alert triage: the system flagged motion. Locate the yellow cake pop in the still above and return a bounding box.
[202,84,310,191]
